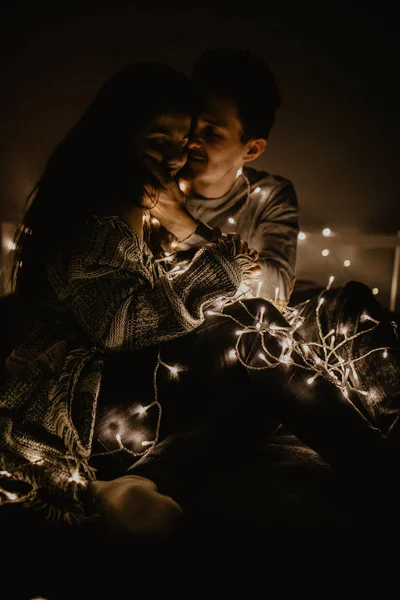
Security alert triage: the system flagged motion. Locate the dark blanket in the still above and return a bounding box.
[1,289,398,596]
[2,426,397,598]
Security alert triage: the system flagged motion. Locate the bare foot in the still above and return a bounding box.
[89,475,183,537]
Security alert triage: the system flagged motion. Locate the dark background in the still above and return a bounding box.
[0,1,399,307]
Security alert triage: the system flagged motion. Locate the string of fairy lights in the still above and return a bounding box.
[0,172,396,510]
[0,261,396,509]
[297,227,382,296]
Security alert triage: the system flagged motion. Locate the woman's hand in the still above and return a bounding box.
[142,154,198,242]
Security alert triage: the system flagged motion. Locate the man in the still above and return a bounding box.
[177,47,299,306]
[169,47,400,438]
[148,47,399,459]
[130,49,400,532]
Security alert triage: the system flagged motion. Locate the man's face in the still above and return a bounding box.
[180,94,248,187]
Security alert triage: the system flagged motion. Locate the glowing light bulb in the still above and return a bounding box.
[69,470,83,484]
[372,287,379,295]
[179,181,186,192]
[236,167,243,177]
[327,275,335,289]
[7,240,16,250]
[26,453,44,465]
[321,249,330,257]
[343,259,351,267]
[298,231,306,240]
[228,217,235,224]
[383,350,388,358]
[151,217,159,225]
[322,228,331,237]
[228,349,237,360]
[254,186,261,193]
[170,241,178,248]
[5,491,17,501]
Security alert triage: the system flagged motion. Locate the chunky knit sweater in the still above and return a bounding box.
[0,216,252,523]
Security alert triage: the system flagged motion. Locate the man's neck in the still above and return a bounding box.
[184,172,239,199]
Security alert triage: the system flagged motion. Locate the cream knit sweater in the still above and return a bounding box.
[0,216,253,522]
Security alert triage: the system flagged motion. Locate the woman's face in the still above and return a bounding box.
[139,112,192,177]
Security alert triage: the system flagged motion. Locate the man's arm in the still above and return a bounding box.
[249,181,299,304]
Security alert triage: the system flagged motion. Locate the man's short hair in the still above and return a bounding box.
[192,47,282,141]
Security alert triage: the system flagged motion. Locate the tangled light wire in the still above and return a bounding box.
[205,276,395,398]
[0,268,397,505]
[138,269,397,454]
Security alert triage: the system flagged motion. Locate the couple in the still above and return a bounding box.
[1,48,399,537]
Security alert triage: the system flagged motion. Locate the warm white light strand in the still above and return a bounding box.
[1,261,396,509]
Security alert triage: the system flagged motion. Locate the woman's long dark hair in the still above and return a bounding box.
[11,61,196,306]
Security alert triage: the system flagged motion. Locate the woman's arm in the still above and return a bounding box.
[48,218,255,352]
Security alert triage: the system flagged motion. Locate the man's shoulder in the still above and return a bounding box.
[244,166,294,190]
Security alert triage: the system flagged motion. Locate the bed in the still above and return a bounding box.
[1,287,398,597]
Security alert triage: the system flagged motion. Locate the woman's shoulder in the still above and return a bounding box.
[81,215,142,250]
[89,214,138,240]
[73,215,152,267]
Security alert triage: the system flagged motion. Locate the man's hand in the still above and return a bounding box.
[247,264,262,278]
[143,154,198,242]
[221,233,261,277]
[222,233,259,259]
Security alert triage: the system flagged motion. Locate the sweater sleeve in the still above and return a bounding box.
[48,220,245,352]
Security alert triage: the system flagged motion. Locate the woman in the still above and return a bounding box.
[0,61,262,535]
[0,61,394,538]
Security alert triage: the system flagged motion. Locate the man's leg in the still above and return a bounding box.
[128,298,390,505]
[295,281,400,435]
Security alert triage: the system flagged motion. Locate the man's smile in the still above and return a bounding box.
[187,152,207,162]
